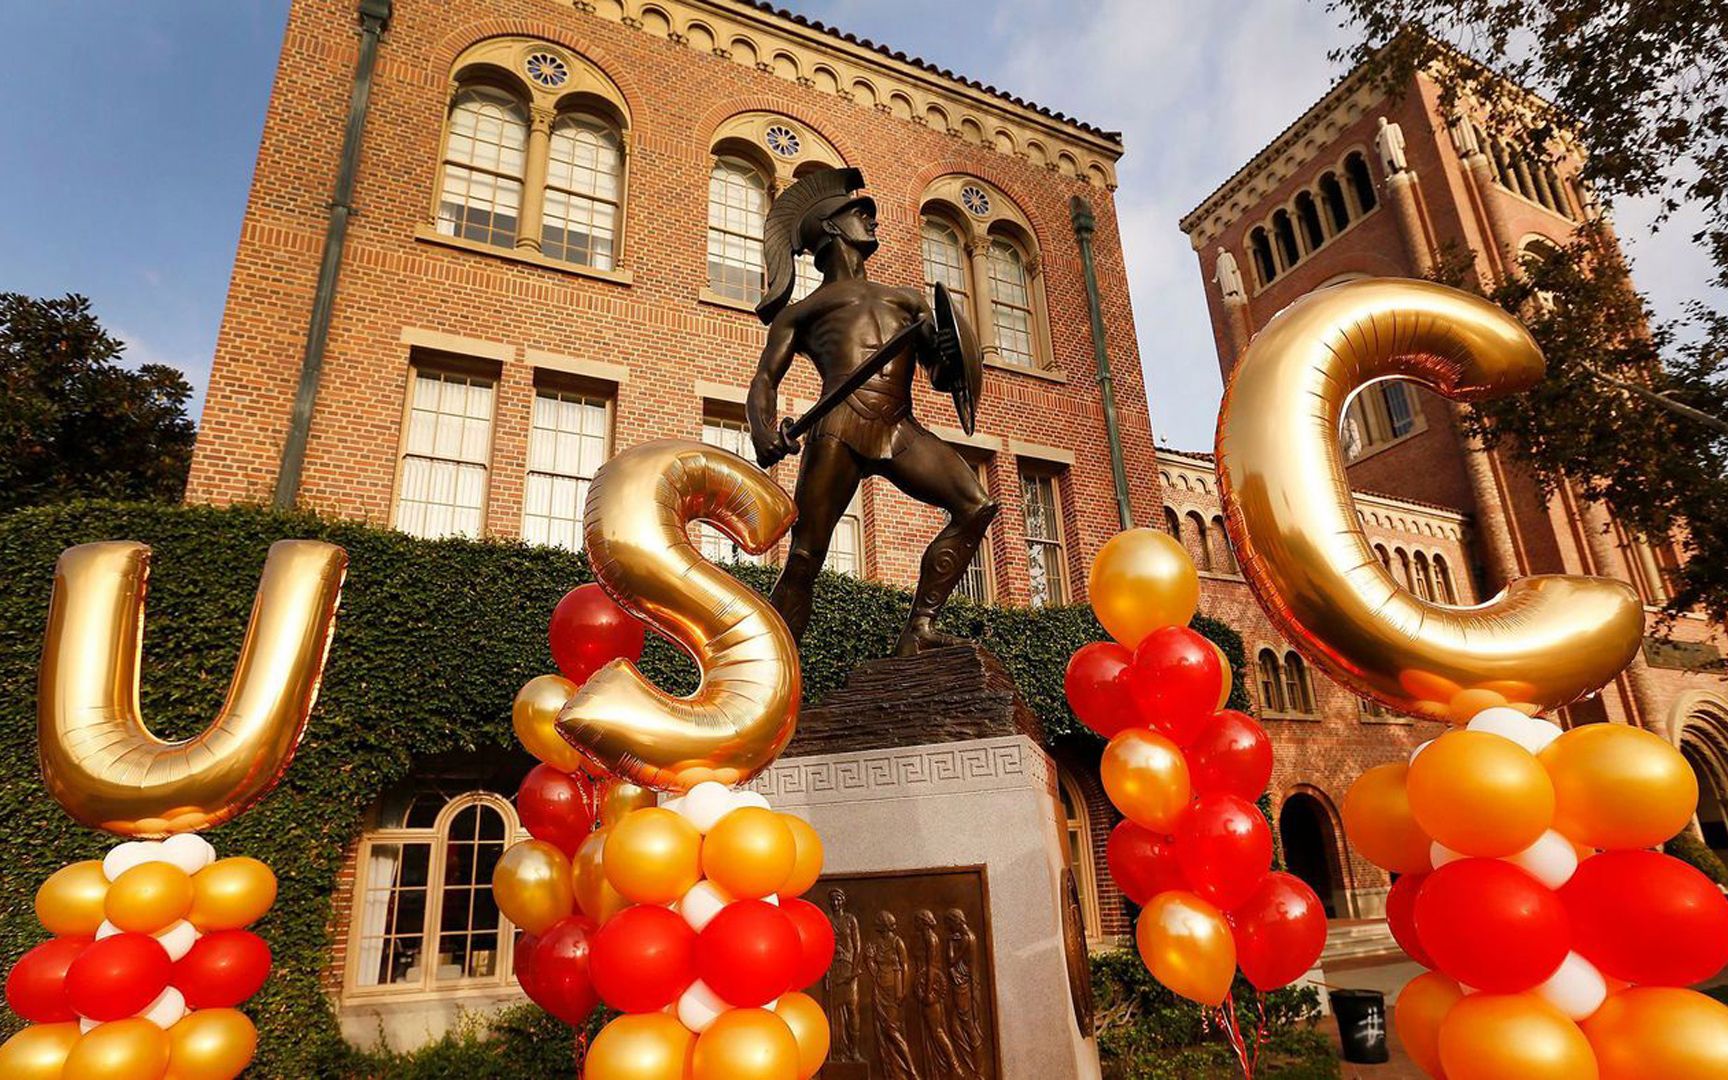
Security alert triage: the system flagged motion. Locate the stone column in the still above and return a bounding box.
[1386,172,1435,277]
[1576,498,1662,731]
[1453,418,1523,591]
[516,106,555,254]
[966,240,1001,362]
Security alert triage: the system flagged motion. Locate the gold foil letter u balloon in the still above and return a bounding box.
[558,438,799,791]
[38,540,346,836]
[1216,279,1643,720]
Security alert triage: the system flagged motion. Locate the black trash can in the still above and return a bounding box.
[1330,988,1389,1064]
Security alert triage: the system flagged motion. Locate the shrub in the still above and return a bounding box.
[1664,828,1728,888]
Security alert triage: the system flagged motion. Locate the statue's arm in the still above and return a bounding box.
[746,311,799,466]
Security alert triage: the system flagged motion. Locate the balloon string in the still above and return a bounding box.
[573,1029,590,1074]
[1216,991,1262,1080]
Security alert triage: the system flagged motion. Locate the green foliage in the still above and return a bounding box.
[0,500,1246,1075]
[1664,828,1728,888]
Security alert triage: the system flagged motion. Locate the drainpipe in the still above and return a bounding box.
[1069,195,1133,530]
[274,0,393,508]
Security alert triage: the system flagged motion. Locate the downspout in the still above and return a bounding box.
[274,0,392,508]
[1069,195,1134,530]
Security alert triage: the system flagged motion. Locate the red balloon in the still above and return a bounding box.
[1413,859,1567,993]
[517,764,597,856]
[514,931,541,1001]
[1186,710,1273,800]
[529,916,600,1026]
[5,936,89,1022]
[1105,820,1187,904]
[1559,850,1728,986]
[780,898,837,991]
[1175,792,1273,909]
[1128,627,1224,746]
[549,584,646,686]
[63,932,172,1022]
[174,930,271,1008]
[590,905,698,1013]
[1228,872,1327,992]
[1384,873,1433,968]
[696,899,800,1008]
[1065,642,1140,739]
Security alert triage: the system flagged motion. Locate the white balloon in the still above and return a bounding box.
[1430,842,1465,870]
[79,1017,100,1034]
[103,840,164,881]
[677,880,733,932]
[732,790,771,812]
[154,920,201,962]
[137,986,187,1030]
[1504,830,1578,890]
[1535,952,1607,1021]
[1409,740,1433,764]
[678,782,736,834]
[765,996,780,1013]
[1466,708,1552,756]
[676,980,731,1033]
[95,920,121,941]
[660,795,687,817]
[159,833,216,876]
[1521,717,1563,754]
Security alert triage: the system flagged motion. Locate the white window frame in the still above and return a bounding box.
[394,366,497,540]
[522,386,612,550]
[706,156,769,303]
[541,111,623,270]
[1021,469,1067,607]
[437,86,529,249]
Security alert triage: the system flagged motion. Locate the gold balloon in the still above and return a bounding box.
[599,779,658,827]
[775,992,831,1080]
[107,862,195,934]
[691,1008,800,1080]
[603,807,703,905]
[513,674,591,775]
[38,540,346,837]
[1583,987,1728,1080]
[1100,728,1191,833]
[1540,725,1699,850]
[1088,528,1199,649]
[1208,641,1233,710]
[1437,993,1598,1080]
[1396,971,1464,1080]
[778,814,824,898]
[702,806,797,900]
[584,1013,696,1080]
[575,827,629,924]
[1341,762,1433,875]
[492,840,575,934]
[63,1018,171,1080]
[557,440,800,792]
[0,1023,81,1080]
[187,857,277,931]
[36,860,109,937]
[165,1009,257,1080]
[1407,731,1555,858]
[1215,279,1644,720]
[1135,891,1236,1006]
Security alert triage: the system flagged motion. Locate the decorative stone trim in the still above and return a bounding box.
[747,735,1055,803]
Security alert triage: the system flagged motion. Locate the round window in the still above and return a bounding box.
[524,52,570,89]
[764,125,802,158]
[960,184,992,217]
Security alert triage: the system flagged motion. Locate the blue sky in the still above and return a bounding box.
[1,1,1719,452]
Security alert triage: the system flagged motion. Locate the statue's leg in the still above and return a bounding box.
[880,425,999,656]
[770,434,862,641]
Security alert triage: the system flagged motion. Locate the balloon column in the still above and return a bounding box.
[3,539,347,1079]
[1068,530,1326,1022]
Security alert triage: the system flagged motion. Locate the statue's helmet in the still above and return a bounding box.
[755,166,876,324]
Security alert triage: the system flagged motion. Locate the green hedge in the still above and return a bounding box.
[0,501,1247,1076]
[1664,828,1728,888]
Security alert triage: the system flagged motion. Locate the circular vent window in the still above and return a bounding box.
[765,125,802,158]
[960,184,991,216]
[524,53,570,89]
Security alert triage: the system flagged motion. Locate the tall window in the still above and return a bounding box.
[707,156,769,302]
[1209,516,1238,574]
[988,239,1037,368]
[1257,649,1285,713]
[348,790,518,995]
[1282,651,1315,715]
[1022,470,1067,607]
[1249,228,1277,287]
[1318,172,1350,233]
[1413,552,1435,601]
[1343,382,1420,460]
[1272,210,1300,269]
[1184,511,1212,572]
[1295,192,1325,251]
[957,461,995,603]
[522,388,610,550]
[395,368,495,540]
[1345,151,1377,212]
[438,87,528,249]
[825,489,864,577]
[1056,771,1101,940]
[920,218,972,323]
[1434,555,1458,603]
[541,113,622,269]
[699,416,766,564]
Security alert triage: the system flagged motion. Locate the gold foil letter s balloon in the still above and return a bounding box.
[558,439,800,792]
[1215,279,1643,720]
[38,540,346,836]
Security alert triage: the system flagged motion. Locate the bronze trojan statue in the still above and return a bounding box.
[747,166,993,656]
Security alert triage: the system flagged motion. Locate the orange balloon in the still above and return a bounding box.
[106,862,195,934]
[1342,763,1432,874]
[575,827,629,924]
[692,1008,799,1080]
[778,815,824,898]
[1396,972,1464,1079]
[1101,728,1191,833]
[513,674,592,775]
[1135,891,1236,1006]
[187,858,277,932]
[1438,994,1598,1080]
[493,840,575,934]
[165,1009,257,1080]
[583,1013,696,1080]
[0,1023,81,1080]
[1540,725,1698,850]
[775,991,831,1080]
[1582,987,1728,1080]
[701,807,797,900]
[1088,528,1199,649]
[64,1018,171,1080]
[36,861,109,937]
[604,808,703,905]
[1407,732,1554,857]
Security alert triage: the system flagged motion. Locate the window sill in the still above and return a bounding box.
[984,355,1066,383]
[339,981,521,1007]
[1359,713,1418,726]
[413,226,635,286]
[1260,710,1323,723]
[698,289,764,316]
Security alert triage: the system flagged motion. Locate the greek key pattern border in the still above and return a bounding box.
[749,735,1055,804]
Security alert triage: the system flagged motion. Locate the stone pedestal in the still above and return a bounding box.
[750,646,1102,1080]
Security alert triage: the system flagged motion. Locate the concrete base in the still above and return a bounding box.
[337,987,522,1053]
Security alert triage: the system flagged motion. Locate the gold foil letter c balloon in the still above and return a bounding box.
[38,540,346,836]
[1215,279,1643,719]
[558,439,800,792]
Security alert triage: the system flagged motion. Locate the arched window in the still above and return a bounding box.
[1056,770,1102,940]
[1433,554,1457,603]
[1184,510,1212,571]
[1163,505,1181,537]
[1396,548,1415,591]
[438,87,529,248]
[1283,651,1315,714]
[1271,210,1300,270]
[541,111,623,269]
[1543,165,1574,219]
[987,237,1037,368]
[1318,172,1350,233]
[1374,543,1392,571]
[1413,552,1435,601]
[347,789,520,995]
[1209,516,1238,574]
[1294,192,1325,252]
[1249,228,1277,286]
[920,216,972,323]
[1342,382,1421,460]
[707,155,770,302]
[1257,649,1286,713]
[1344,151,1377,213]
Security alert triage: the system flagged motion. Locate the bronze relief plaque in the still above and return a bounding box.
[801,867,1000,1080]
